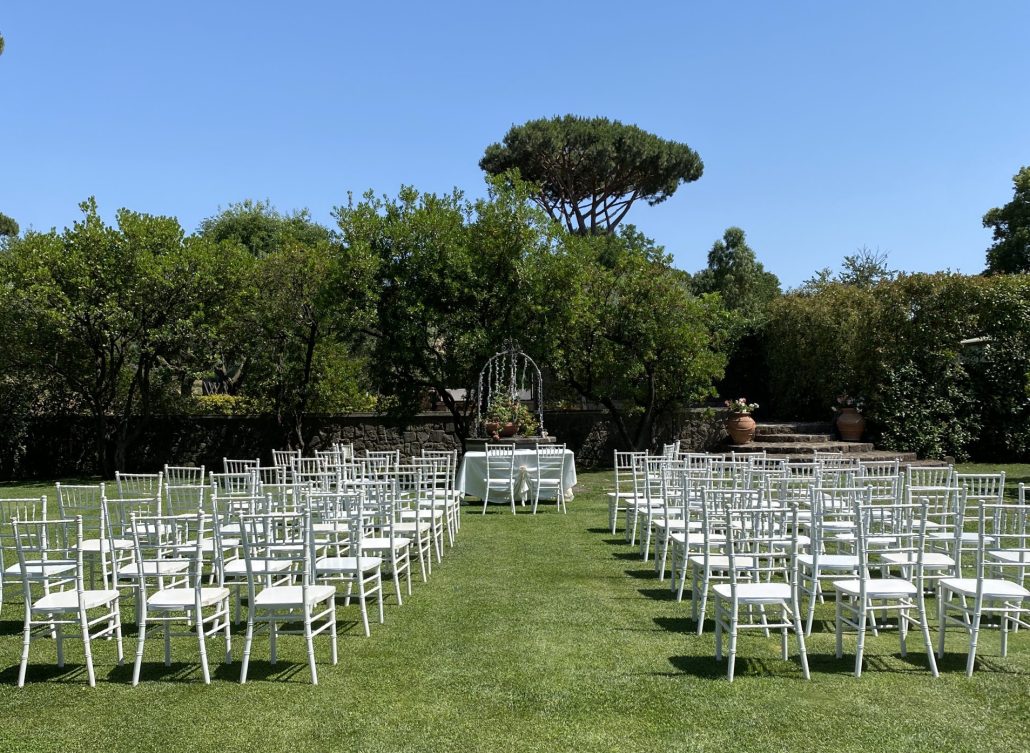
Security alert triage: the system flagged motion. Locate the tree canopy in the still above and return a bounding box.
[691,227,780,321]
[984,166,1030,274]
[479,115,703,235]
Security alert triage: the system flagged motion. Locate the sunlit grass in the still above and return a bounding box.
[0,466,1026,753]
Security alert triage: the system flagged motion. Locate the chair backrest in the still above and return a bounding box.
[535,443,567,478]
[254,465,287,486]
[293,456,328,476]
[852,496,928,589]
[164,484,207,517]
[969,499,1028,593]
[858,459,901,477]
[130,510,208,592]
[612,451,643,495]
[785,461,821,481]
[722,495,801,593]
[856,473,902,506]
[272,449,302,470]
[13,516,81,596]
[955,472,1006,506]
[164,465,206,487]
[906,465,954,489]
[115,472,163,500]
[661,441,680,460]
[103,493,163,582]
[485,444,515,476]
[238,510,315,598]
[0,495,47,581]
[210,471,257,498]
[56,483,105,541]
[223,457,259,474]
[808,486,871,552]
[988,485,1029,569]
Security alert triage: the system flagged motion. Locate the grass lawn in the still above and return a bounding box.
[0,464,1028,752]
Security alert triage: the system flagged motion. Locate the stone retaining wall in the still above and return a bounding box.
[0,409,726,480]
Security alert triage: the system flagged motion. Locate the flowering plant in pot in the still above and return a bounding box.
[833,394,866,441]
[723,398,759,444]
[483,394,539,438]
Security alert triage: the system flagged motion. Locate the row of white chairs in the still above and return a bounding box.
[608,451,1029,680]
[2,452,465,687]
[481,443,569,514]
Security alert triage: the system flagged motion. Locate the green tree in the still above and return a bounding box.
[803,247,898,291]
[691,227,780,321]
[1,199,245,472]
[480,115,703,235]
[537,227,732,450]
[0,213,17,239]
[335,178,557,442]
[984,166,1030,274]
[199,199,330,258]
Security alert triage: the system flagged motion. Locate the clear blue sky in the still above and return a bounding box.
[2,2,1028,287]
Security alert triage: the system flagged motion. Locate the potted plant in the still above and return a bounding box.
[483,394,539,439]
[834,394,866,441]
[723,397,759,445]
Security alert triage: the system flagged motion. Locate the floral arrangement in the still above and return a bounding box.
[483,394,539,436]
[834,394,865,412]
[724,397,759,414]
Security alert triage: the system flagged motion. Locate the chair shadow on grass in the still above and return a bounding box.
[0,618,24,637]
[612,551,643,561]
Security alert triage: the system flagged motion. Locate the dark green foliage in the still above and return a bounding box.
[480,115,703,235]
[198,199,331,257]
[691,227,780,321]
[536,227,733,450]
[764,273,1030,460]
[0,212,18,237]
[984,166,1030,274]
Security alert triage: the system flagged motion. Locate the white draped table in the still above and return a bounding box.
[457,449,578,504]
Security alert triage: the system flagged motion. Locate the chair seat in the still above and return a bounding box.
[987,549,1030,565]
[713,582,791,602]
[222,559,292,577]
[32,589,119,613]
[672,532,723,545]
[148,587,230,610]
[8,561,75,579]
[879,552,955,569]
[688,555,754,570]
[400,509,445,521]
[362,537,411,551]
[797,553,859,569]
[254,584,336,607]
[393,521,431,534]
[79,537,133,553]
[939,578,1030,599]
[833,577,918,598]
[117,559,190,578]
[316,556,383,574]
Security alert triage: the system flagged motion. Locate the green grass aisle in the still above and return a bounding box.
[0,468,1028,752]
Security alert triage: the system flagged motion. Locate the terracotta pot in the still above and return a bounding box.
[836,407,866,441]
[724,414,756,445]
[499,422,520,437]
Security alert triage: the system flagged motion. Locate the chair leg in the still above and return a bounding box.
[359,580,370,638]
[197,612,211,684]
[240,617,254,683]
[132,614,148,685]
[854,606,868,678]
[304,606,317,685]
[937,586,948,659]
[79,608,97,687]
[966,606,983,677]
[726,603,739,682]
[916,593,939,678]
[18,607,31,687]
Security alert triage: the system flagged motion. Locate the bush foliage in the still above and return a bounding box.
[764,273,1030,460]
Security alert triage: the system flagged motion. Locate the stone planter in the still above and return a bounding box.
[836,407,866,441]
[724,414,756,445]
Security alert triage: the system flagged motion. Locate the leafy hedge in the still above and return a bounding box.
[763,273,1030,461]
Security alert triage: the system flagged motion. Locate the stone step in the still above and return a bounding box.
[755,422,834,436]
[747,441,876,455]
[755,433,834,443]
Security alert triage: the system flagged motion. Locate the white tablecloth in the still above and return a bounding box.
[457,449,578,503]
